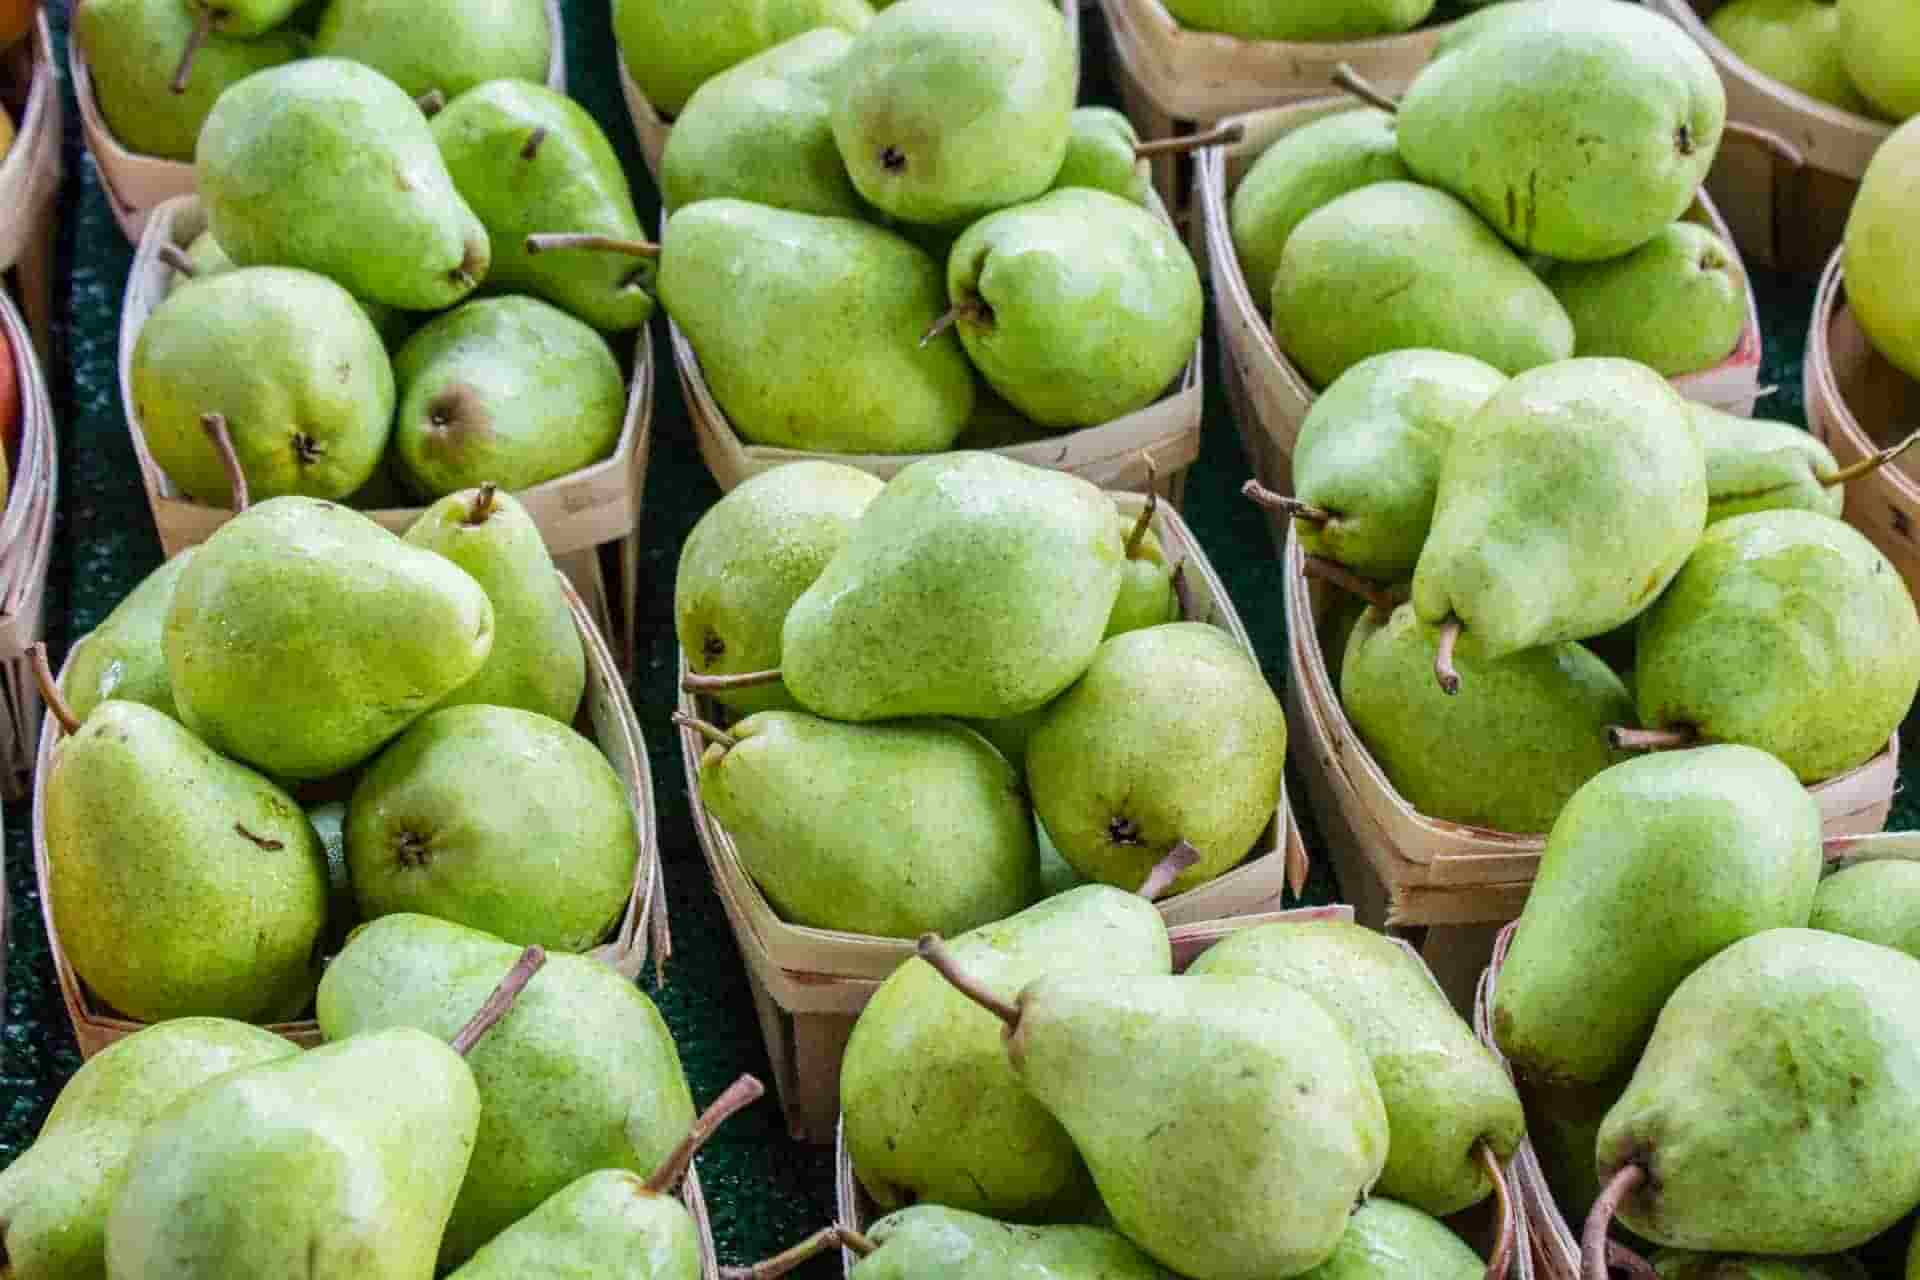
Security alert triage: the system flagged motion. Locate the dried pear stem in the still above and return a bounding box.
[416,89,447,117]
[523,232,660,258]
[170,11,211,95]
[1581,1164,1645,1280]
[1136,840,1200,901]
[682,669,783,695]
[1723,120,1806,170]
[1608,725,1698,752]
[1241,479,1332,526]
[1126,455,1160,558]
[466,482,498,525]
[158,245,198,278]
[644,1074,765,1195]
[1820,427,1920,487]
[450,946,546,1056]
[718,1227,878,1279]
[672,711,737,751]
[29,643,78,736]
[1134,122,1245,159]
[1477,1141,1515,1280]
[1434,617,1463,695]
[201,413,249,513]
[1302,556,1401,614]
[918,934,1020,1028]
[520,127,549,160]
[920,306,961,348]
[1331,62,1399,114]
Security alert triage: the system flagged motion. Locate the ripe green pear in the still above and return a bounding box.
[658,200,974,452]
[185,0,299,38]
[166,234,410,349]
[1634,510,1920,783]
[1548,222,1747,375]
[851,1206,1172,1278]
[312,0,551,99]
[1809,860,1920,959]
[1161,0,1432,39]
[1695,405,1847,524]
[1844,117,1920,381]
[1494,746,1823,1086]
[1709,0,1876,117]
[611,0,872,116]
[1655,1253,1870,1279]
[62,553,194,723]
[1839,0,1920,120]
[1052,107,1150,205]
[197,58,491,311]
[832,0,1075,225]
[1107,502,1178,638]
[1272,182,1574,386]
[447,1170,702,1279]
[1297,1199,1486,1279]
[1397,0,1726,261]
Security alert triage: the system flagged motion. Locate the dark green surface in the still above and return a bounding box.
[3,4,1917,1276]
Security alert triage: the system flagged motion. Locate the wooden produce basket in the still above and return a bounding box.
[833,907,1537,1280]
[0,282,57,799]
[1284,529,1899,1013]
[1805,249,1920,602]
[72,0,567,244]
[677,491,1311,1144]
[1200,99,1766,516]
[120,196,653,664]
[1649,0,1894,275]
[34,575,667,1059]
[0,10,62,359]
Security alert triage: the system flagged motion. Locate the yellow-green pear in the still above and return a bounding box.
[1838,0,1920,120]
[1844,117,1920,380]
[1710,0,1877,117]
[1548,222,1747,376]
[611,0,872,116]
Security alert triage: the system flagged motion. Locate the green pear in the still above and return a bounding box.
[657,200,974,452]
[166,234,410,350]
[0,1019,296,1280]
[1631,510,1920,783]
[1839,0,1920,120]
[1162,0,1431,38]
[1843,117,1920,381]
[132,267,395,504]
[1594,929,1920,1254]
[1340,603,1633,834]
[197,58,491,311]
[948,188,1202,430]
[1297,1198,1486,1279]
[832,0,1075,226]
[391,297,625,499]
[847,1207,1174,1277]
[312,0,551,99]
[1052,107,1150,205]
[433,81,655,332]
[62,553,195,724]
[611,0,872,117]
[1695,405,1848,525]
[1190,920,1524,1217]
[841,883,1174,1219]
[317,914,696,1264]
[1027,623,1286,895]
[1709,0,1876,117]
[182,230,237,278]
[1107,498,1178,638]
[1230,107,1409,306]
[447,1168,707,1279]
[403,486,585,722]
[1655,1252,1870,1279]
[348,706,637,951]
[689,711,1039,936]
[184,0,300,38]
[660,30,864,219]
[1548,222,1747,375]
[1809,860,1920,959]
[1397,0,1726,261]
[1493,745,1823,1086]
[165,497,495,779]
[778,453,1123,720]
[1272,182,1575,387]
[1413,358,1707,668]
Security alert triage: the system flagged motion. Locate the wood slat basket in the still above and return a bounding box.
[0,10,62,358]
[831,906,1537,1280]
[1649,0,1894,275]
[120,195,653,664]
[1200,98,1766,509]
[34,573,667,1059]
[71,0,567,244]
[1283,528,1899,1012]
[1805,248,1920,603]
[0,282,58,800]
[677,491,1310,1144]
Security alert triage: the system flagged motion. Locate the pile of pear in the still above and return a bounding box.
[1232,1,1751,390]
[674,451,1287,940]
[1709,0,1919,122]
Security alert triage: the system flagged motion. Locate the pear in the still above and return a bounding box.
[0,1019,296,1280]
[1230,107,1409,305]
[1396,0,1726,261]
[348,706,637,951]
[105,949,544,1278]
[1297,1198,1488,1279]
[658,200,974,453]
[433,81,654,331]
[317,915,697,1264]
[1027,623,1286,895]
[676,461,883,715]
[686,711,1039,937]
[132,267,395,504]
[1190,920,1525,1218]
[737,1209,1173,1279]
[1548,223,1747,375]
[1591,930,1920,1255]
[1340,603,1634,834]
[164,235,410,350]
[1629,511,1920,783]
[832,0,1075,226]
[611,0,872,117]
[1696,405,1847,524]
[1272,182,1575,387]
[1655,1253,1869,1279]
[62,552,194,723]
[1413,358,1707,678]
[1709,0,1876,117]
[197,58,491,311]
[403,486,585,722]
[1839,0,1920,120]
[1107,491,1178,638]
[183,0,298,38]
[947,188,1202,430]
[182,229,237,278]
[1843,117,1920,381]
[311,0,550,100]
[1052,107,1150,205]
[1808,860,1920,959]
[1493,746,1823,1086]
[660,30,864,219]
[165,497,495,779]
[1162,0,1432,39]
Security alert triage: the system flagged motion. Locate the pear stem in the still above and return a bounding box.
[682,669,782,695]
[1477,1141,1515,1280]
[1582,1164,1645,1280]
[1302,556,1401,614]
[643,1074,765,1195]
[170,11,211,95]
[1723,120,1806,170]
[1125,456,1160,558]
[1434,617,1463,695]
[520,126,548,160]
[1170,560,1194,621]
[920,306,960,348]
[1331,62,1399,114]
[524,233,660,258]
[466,482,498,526]
[30,643,78,736]
[1820,427,1920,487]
[201,413,248,513]
[450,946,546,1056]
[158,244,198,278]
[673,711,737,751]
[416,88,446,117]
[1241,479,1332,526]
[917,934,1020,1029]
[1608,725,1698,752]
[718,1227,877,1280]
[1134,121,1246,158]
[1136,840,1200,901]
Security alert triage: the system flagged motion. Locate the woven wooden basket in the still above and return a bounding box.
[0,282,57,800]
[0,10,62,357]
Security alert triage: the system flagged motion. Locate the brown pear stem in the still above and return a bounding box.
[920,306,961,348]
[1723,120,1806,170]
[450,946,546,1056]
[1126,456,1160,558]
[1819,427,1920,487]
[917,934,1020,1028]
[1134,121,1246,158]
[643,1074,765,1195]
[201,413,248,513]
[170,11,210,94]
[30,643,78,736]
[520,126,549,160]
[718,1227,878,1280]
[1302,556,1401,614]
[158,244,198,278]
[1434,617,1463,695]
[1582,1164,1645,1280]
[466,482,498,525]
[672,711,737,751]
[1136,840,1200,901]
[1608,725,1698,752]
[416,88,447,117]
[1331,62,1399,113]
[682,669,782,695]
[524,232,660,258]
[1241,479,1332,526]
[1477,1141,1515,1280]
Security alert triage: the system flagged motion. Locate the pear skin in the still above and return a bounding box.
[1052,107,1149,205]
[1695,404,1846,525]
[1842,117,1920,382]
[1808,860,1920,960]
[1107,504,1178,638]
[62,552,195,723]
[1549,222,1747,375]
[611,0,872,116]
[1654,1250,1871,1279]
[851,1206,1172,1278]
[1709,0,1876,117]
[1839,0,1920,120]
[446,1169,702,1279]
[1162,0,1432,39]
[1297,1198,1486,1279]
[311,0,551,100]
